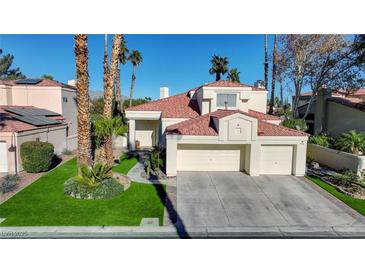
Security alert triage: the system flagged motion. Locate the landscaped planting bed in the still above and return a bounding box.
[0,157,165,226]
[306,175,365,217]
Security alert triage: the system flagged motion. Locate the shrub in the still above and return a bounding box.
[0,175,19,194]
[335,130,365,154]
[73,163,112,188]
[150,148,163,172]
[309,134,331,148]
[64,178,123,200]
[281,118,308,132]
[331,169,359,187]
[20,141,54,173]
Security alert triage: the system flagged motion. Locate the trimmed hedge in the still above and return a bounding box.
[64,178,124,200]
[20,141,54,173]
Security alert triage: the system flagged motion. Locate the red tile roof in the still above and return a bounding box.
[126,90,201,118]
[166,109,308,137]
[247,109,283,121]
[0,106,65,133]
[299,88,365,97]
[328,97,365,112]
[0,79,76,90]
[202,80,266,91]
[126,81,266,118]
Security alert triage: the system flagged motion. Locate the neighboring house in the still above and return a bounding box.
[295,89,365,135]
[0,106,68,173]
[126,80,308,177]
[0,78,78,150]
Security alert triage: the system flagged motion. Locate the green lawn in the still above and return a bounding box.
[112,154,139,175]
[0,157,166,226]
[306,175,365,217]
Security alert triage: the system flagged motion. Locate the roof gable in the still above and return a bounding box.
[166,109,308,137]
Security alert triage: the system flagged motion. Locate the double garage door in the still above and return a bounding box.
[176,144,293,175]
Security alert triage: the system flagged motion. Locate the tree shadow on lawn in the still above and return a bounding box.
[152,180,190,239]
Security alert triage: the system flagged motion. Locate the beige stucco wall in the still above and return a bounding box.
[0,126,67,174]
[307,143,365,175]
[135,120,159,147]
[0,86,8,105]
[61,88,78,150]
[159,118,188,147]
[247,92,267,113]
[325,101,365,137]
[10,86,62,113]
[195,86,268,115]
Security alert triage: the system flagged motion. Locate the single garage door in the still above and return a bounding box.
[177,144,241,171]
[260,145,293,175]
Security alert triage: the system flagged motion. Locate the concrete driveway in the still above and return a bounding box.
[176,172,365,232]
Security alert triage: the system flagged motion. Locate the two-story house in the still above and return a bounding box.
[0,78,77,174]
[125,80,308,177]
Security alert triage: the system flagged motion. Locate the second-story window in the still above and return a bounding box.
[217,94,237,108]
[63,97,68,103]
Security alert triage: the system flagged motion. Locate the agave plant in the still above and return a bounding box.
[336,130,365,155]
[73,163,113,187]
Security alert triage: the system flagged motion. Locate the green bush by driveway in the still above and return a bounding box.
[0,157,165,226]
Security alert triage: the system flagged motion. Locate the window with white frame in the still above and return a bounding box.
[217,94,237,108]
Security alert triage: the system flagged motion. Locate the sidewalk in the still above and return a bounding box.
[2,224,365,238]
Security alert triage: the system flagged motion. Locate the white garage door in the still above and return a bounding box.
[260,145,293,175]
[177,144,241,171]
[0,142,8,173]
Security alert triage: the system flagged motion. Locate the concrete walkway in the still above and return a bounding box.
[127,161,176,186]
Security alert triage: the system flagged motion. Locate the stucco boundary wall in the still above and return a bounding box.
[307,143,365,176]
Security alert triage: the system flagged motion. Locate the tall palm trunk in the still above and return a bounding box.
[103,34,109,93]
[269,34,277,115]
[101,34,122,166]
[115,60,122,113]
[279,80,284,107]
[216,72,220,81]
[264,34,269,90]
[74,34,92,167]
[129,66,136,107]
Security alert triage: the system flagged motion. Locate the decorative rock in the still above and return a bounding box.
[140,218,159,227]
[112,173,131,190]
[0,218,5,224]
[311,161,320,170]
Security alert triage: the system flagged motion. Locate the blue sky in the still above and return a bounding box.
[1,34,290,99]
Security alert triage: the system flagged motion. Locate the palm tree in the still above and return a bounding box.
[94,116,128,164]
[269,34,278,115]
[128,50,143,107]
[115,36,129,113]
[102,34,122,166]
[264,34,269,90]
[227,68,241,83]
[336,130,365,155]
[103,34,109,95]
[74,34,92,166]
[209,54,229,81]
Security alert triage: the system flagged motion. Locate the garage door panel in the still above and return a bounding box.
[177,145,241,171]
[260,146,293,175]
